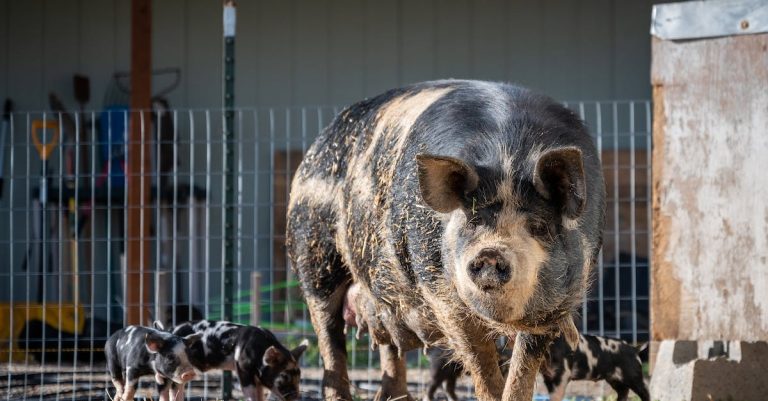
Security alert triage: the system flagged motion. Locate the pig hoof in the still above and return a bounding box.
[373,389,415,401]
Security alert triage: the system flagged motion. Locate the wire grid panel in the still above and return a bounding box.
[0,101,651,401]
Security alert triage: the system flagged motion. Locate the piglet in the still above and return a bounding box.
[169,320,309,401]
[104,325,201,401]
[541,334,650,401]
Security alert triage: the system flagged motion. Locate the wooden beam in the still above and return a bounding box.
[126,0,152,326]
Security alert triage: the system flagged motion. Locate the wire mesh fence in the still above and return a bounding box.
[0,100,651,401]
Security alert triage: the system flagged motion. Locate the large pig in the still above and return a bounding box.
[287,80,605,401]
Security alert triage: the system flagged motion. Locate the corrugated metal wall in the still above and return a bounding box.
[0,0,655,112]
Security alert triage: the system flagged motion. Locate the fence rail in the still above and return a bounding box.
[0,100,652,401]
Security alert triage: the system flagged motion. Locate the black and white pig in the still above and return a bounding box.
[104,325,202,401]
[167,320,309,401]
[541,334,649,401]
[424,334,649,401]
[287,80,605,400]
[423,347,466,401]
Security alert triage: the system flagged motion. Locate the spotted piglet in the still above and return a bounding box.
[169,320,309,401]
[541,334,650,401]
[104,325,202,401]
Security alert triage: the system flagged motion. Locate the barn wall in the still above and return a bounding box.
[0,0,656,319]
[0,0,655,112]
[651,34,768,341]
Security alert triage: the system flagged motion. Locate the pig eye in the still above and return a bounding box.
[464,205,481,228]
[466,202,501,228]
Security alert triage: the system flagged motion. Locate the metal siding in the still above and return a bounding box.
[183,0,220,109]
[0,0,655,108]
[363,0,400,96]
[435,0,472,79]
[256,0,294,107]
[328,0,365,106]
[152,0,187,108]
[399,0,437,85]
[291,0,331,106]
[470,0,508,81]
[6,0,45,110]
[506,0,543,91]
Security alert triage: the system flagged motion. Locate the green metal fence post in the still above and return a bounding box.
[222,1,236,399]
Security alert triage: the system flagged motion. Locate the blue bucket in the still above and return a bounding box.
[98,106,129,188]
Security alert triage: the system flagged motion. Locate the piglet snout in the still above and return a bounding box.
[180,370,197,382]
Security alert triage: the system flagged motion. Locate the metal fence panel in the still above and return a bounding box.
[0,101,651,401]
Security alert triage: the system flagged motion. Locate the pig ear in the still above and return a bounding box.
[291,339,310,360]
[263,345,286,367]
[533,147,586,219]
[416,154,479,213]
[183,333,203,347]
[145,332,165,354]
[153,320,166,331]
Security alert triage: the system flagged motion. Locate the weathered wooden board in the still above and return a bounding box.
[652,33,768,341]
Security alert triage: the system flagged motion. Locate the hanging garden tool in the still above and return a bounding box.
[30,119,59,302]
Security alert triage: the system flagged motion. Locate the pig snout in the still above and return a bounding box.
[179,370,196,382]
[468,249,511,291]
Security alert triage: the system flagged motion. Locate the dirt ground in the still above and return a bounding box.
[1,363,641,401]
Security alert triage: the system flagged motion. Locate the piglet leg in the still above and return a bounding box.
[155,374,171,401]
[242,384,265,401]
[121,381,138,401]
[171,383,186,401]
[110,379,125,401]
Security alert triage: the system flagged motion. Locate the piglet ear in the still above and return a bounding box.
[183,333,203,347]
[145,332,165,354]
[291,339,310,360]
[153,320,166,331]
[533,147,586,219]
[262,345,286,367]
[416,154,479,213]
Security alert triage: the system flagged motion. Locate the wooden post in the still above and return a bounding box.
[126,0,152,326]
[649,1,768,399]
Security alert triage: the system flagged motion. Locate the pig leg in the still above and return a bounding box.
[121,376,139,401]
[547,375,568,401]
[107,358,124,401]
[110,379,125,401]
[288,197,353,400]
[374,344,413,401]
[607,381,629,401]
[155,375,171,401]
[170,383,186,401]
[501,332,552,401]
[241,384,265,401]
[441,320,504,401]
[305,287,352,400]
[457,337,505,400]
[423,376,441,401]
[237,365,265,401]
[444,375,459,401]
[423,383,437,401]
